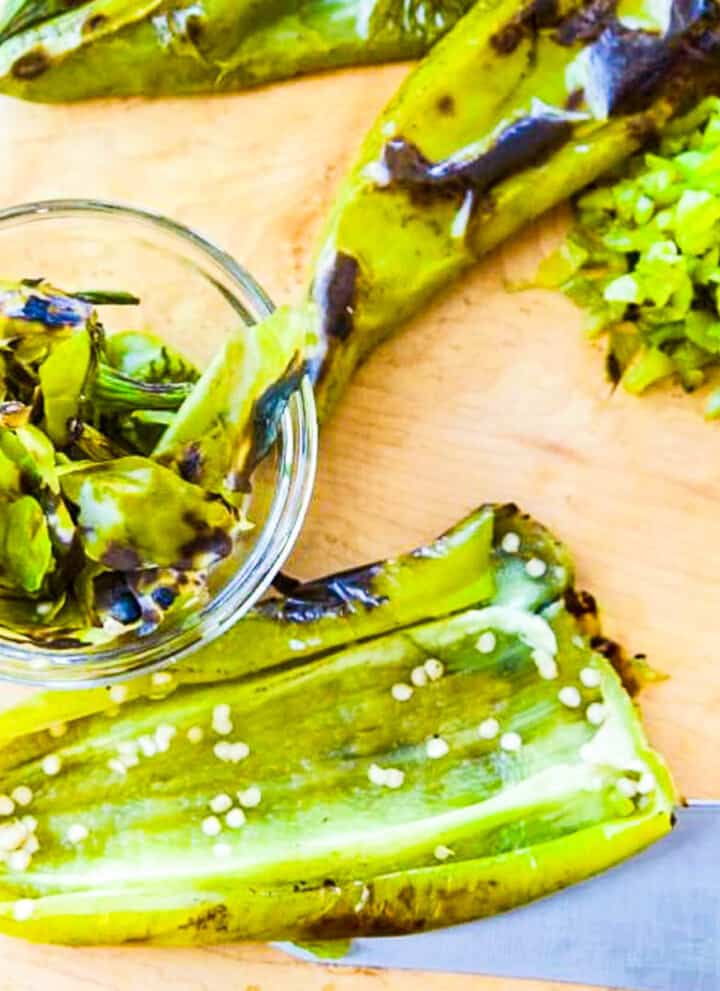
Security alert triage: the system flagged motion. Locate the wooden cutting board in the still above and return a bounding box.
[0,61,717,991]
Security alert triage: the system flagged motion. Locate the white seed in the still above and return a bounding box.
[617,777,638,798]
[21,817,37,834]
[0,796,15,816]
[526,557,547,579]
[424,658,444,681]
[67,824,89,844]
[120,753,140,769]
[109,684,128,704]
[501,532,521,554]
[213,719,233,736]
[391,683,414,702]
[225,808,247,829]
[138,735,158,758]
[476,632,497,654]
[41,755,61,777]
[0,823,27,851]
[426,737,449,760]
[586,703,607,726]
[48,722,67,739]
[384,768,405,789]
[9,849,31,870]
[572,635,586,649]
[637,772,656,795]
[214,742,232,761]
[478,718,500,740]
[580,667,602,688]
[368,763,387,786]
[410,666,428,688]
[12,899,34,921]
[187,726,204,744]
[533,649,559,680]
[108,758,127,776]
[118,741,138,757]
[213,842,232,858]
[24,835,39,855]
[237,786,262,808]
[202,815,222,837]
[11,787,32,809]
[289,638,306,651]
[213,704,231,721]
[151,671,173,688]
[558,686,582,709]
[500,732,523,753]
[154,724,176,752]
[434,844,454,861]
[230,742,250,762]
[209,794,233,814]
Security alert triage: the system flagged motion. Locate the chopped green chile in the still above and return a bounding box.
[0,280,300,646]
[533,97,720,411]
[0,504,675,945]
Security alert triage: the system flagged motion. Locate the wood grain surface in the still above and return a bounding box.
[0,62,716,990]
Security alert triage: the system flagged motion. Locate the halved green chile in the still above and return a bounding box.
[0,577,675,943]
[0,503,570,739]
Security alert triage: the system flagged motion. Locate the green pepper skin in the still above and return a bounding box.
[0,0,83,44]
[152,304,307,501]
[300,0,720,417]
[0,281,265,645]
[0,549,675,944]
[0,503,571,734]
[0,0,474,102]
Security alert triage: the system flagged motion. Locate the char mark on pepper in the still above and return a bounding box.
[11,48,50,80]
[259,562,386,623]
[242,356,306,480]
[555,0,616,46]
[317,252,359,342]
[177,442,204,484]
[382,114,574,199]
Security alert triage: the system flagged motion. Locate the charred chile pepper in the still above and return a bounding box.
[0,0,475,101]
[0,280,298,646]
[300,0,720,416]
[0,502,675,944]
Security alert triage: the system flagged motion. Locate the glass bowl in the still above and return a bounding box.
[0,199,317,687]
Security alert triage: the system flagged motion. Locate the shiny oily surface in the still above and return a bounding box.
[0,204,316,684]
[0,57,719,991]
[0,504,674,944]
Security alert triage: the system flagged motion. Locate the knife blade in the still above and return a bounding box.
[281,803,719,991]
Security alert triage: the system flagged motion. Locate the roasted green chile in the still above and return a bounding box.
[0,503,675,944]
[296,0,720,416]
[0,0,474,100]
[0,280,297,646]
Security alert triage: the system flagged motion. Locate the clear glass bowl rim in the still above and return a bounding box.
[0,198,318,688]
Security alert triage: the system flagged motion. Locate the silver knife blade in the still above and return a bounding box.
[282,803,719,991]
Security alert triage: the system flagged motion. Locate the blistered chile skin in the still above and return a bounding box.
[303,0,720,417]
[0,281,300,646]
[0,0,476,99]
[0,503,675,945]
